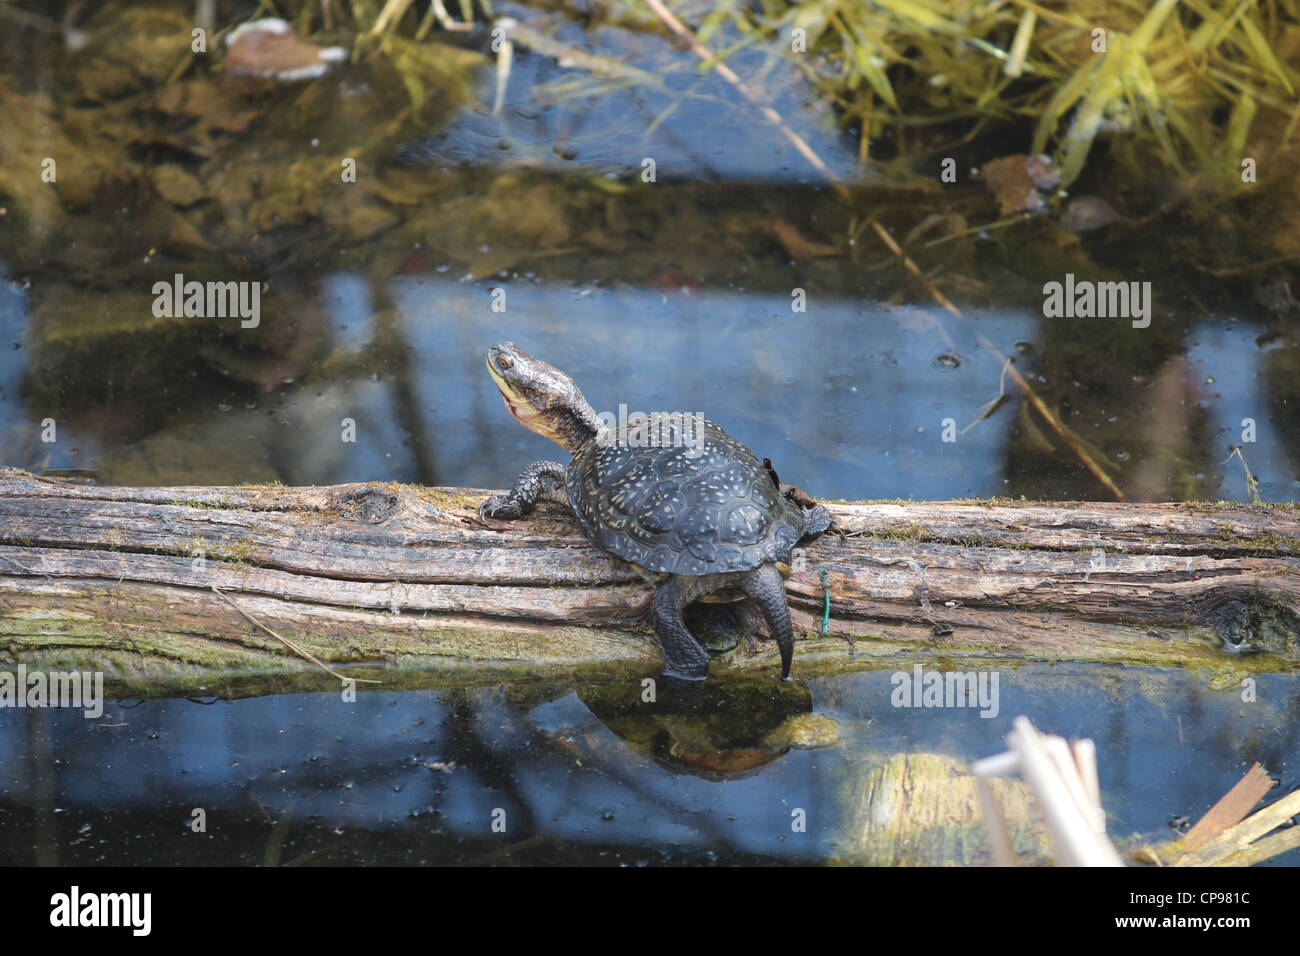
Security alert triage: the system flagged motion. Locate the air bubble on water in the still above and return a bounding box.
[932,352,960,372]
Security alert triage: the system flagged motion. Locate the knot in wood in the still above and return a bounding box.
[331,487,399,524]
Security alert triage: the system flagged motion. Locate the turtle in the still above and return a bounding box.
[478,342,833,682]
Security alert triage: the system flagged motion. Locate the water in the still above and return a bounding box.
[0,1,1297,866]
[2,666,1295,865]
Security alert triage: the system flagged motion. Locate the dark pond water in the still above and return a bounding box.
[2,666,1297,866]
[0,1,1297,866]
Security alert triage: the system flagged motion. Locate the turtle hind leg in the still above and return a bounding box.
[650,575,714,682]
[739,563,795,679]
[479,460,568,519]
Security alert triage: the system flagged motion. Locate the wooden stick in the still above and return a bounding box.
[1174,787,1300,867]
[1181,762,1274,851]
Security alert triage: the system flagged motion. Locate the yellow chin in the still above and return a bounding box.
[487,356,563,445]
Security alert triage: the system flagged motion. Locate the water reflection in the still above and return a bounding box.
[4,261,1297,500]
[1,665,1295,865]
[405,3,861,184]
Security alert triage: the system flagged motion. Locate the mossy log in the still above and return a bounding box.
[1,468,1298,695]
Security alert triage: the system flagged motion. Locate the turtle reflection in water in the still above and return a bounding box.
[479,342,833,682]
[576,676,841,780]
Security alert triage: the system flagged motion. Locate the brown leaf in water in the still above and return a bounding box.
[223,19,346,81]
[769,220,841,261]
[980,154,1061,215]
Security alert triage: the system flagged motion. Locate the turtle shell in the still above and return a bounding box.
[565,415,805,575]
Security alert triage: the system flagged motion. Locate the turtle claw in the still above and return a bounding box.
[479,495,522,520]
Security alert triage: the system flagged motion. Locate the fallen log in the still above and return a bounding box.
[1,468,1297,695]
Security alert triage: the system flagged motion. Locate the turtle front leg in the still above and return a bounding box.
[480,460,568,520]
[739,563,796,679]
[651,575,714,682]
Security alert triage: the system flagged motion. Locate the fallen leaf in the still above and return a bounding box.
[980,154,1061,214]
[769,220,841,260]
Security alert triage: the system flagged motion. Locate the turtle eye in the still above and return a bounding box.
[498,354,514,370]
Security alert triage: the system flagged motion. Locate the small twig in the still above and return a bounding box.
[1223,448,1262,505]
[209,585,381,684]
[499,17,666,89]
[961,357,1014,435]
[640,0,849,199]
[870,219,1125,500]
[370,0,415,34]
[431,0,474,32]
[1191,250,1300,277]
[922,211,1034,249]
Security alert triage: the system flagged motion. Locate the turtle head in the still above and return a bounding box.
[485,342,602,454]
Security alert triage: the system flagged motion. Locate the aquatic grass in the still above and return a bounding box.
[256,0,1298,186]
[641,0,1300,186]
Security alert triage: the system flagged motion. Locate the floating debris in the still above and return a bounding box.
[1254,279,1298,315]
[979,154,1061,215]
[1140,763,1300,867]
[977,718,1300,866]
[973,716,1124,866]
[223,18,346,82]
[1060,196,1125,233]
